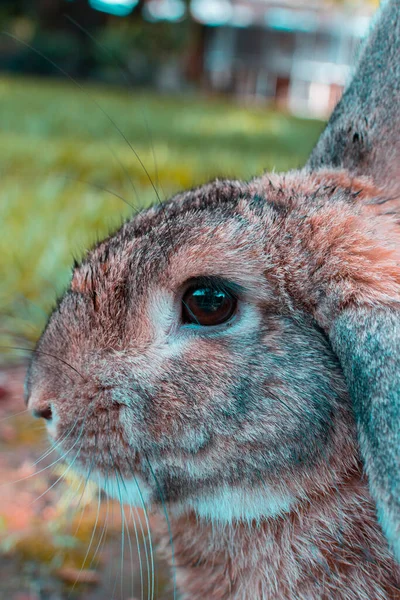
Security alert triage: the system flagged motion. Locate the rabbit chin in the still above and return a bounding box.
[91,472,153,508]
[95,472,295,524]
[173,485,296,524]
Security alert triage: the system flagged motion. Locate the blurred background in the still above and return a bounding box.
[0,1,380,599]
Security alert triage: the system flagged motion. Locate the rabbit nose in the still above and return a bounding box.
[27,392,53,421]
[33,405,53,421]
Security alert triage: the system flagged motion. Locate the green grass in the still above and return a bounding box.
[0,75,325,354]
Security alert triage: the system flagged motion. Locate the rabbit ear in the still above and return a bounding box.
[307,0,400,197]
[329,307,400,561]
[307,1,400,561]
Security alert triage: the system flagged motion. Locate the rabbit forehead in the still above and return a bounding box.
[73,200,275,302]
[73,168,388,313]
[159,218,272,296]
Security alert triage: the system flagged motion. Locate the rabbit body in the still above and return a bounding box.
[155,472,398,600]
[153,172,400,600]
[154,172,400,600]
[26,171,400,598]
[25,0,400,597]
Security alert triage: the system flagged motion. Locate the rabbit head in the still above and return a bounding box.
[26,0,400,562]
[25,173,366,522]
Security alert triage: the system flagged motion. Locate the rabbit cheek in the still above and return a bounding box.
[134,335,248,465]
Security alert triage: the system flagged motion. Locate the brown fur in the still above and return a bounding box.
[25,0,400,596]
[155,471,399,600]
[25,170,400,598]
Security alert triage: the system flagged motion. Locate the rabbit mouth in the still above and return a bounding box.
[62,430,301,525]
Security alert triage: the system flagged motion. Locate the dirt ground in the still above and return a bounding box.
[0,365,172,600]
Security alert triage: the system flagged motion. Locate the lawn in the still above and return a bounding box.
[0,75,325,353]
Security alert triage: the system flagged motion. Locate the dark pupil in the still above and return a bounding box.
[182,287,236,326]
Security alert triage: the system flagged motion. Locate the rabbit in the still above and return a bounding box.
[24,0,400,598]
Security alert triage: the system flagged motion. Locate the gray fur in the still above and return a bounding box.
[308,0,400,197]
[330,307,400,560]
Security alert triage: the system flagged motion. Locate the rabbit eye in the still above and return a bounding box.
[181,285,237,327]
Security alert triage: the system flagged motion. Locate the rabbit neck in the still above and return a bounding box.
[154,471,399,599]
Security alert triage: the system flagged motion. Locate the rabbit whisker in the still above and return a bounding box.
[1,33,141,204]
[127,456,155,600]
[0,408,30,423]
[1,415,86,489]
[72,453,97,537]
[29,439,84,506]
[63,175,138,212]
[89,471,110,572]
[65,12,164,202]
[68,480,103,600]
[0,345,84,382]
[105,417,135,600]
[53,18,176,257]
[145,454,178,600]
[33,406,85,466]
